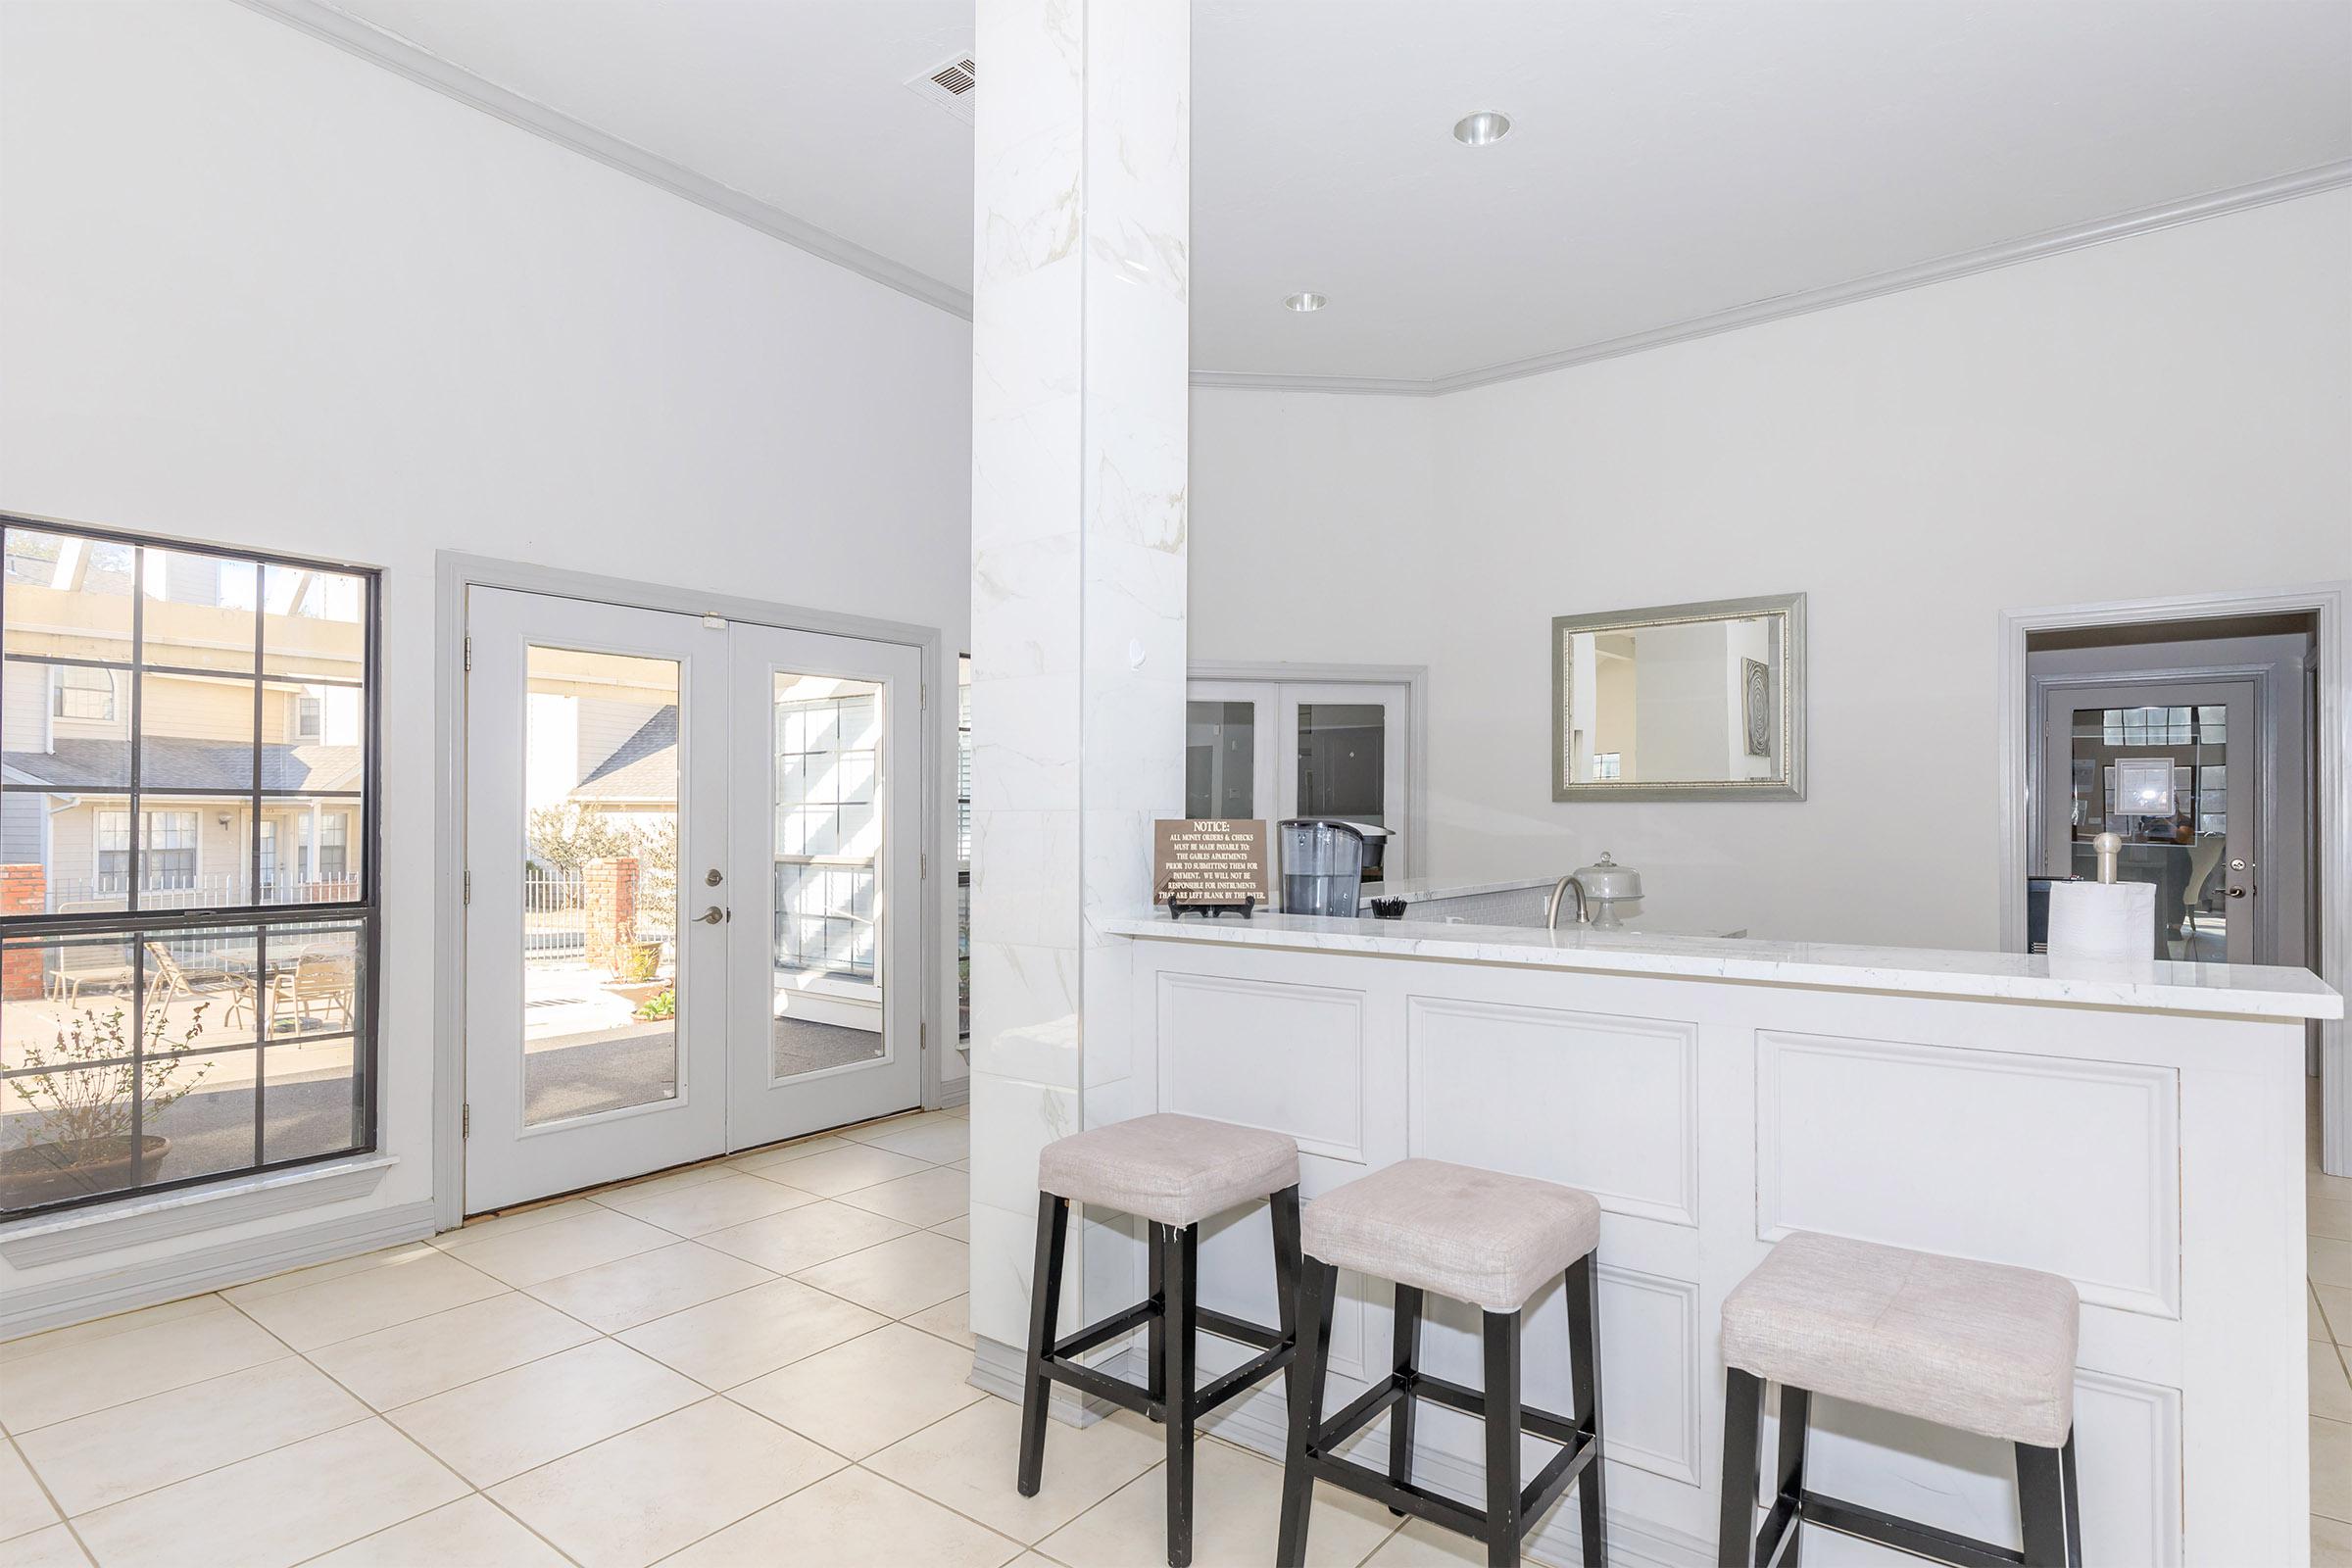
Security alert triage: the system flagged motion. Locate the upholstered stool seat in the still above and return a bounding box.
[1019,1115,1304,1568]
[1717,1232,2084,1568]
[1722,1230,2079,1447]
[1038,1112,1300,1227]
[1280,1160,1608,1568]
[1301,1157,1602,1313]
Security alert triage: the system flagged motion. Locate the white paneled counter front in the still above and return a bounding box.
[1080,912,2339,1567]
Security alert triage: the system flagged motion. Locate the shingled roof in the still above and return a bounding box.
[570,706,678,804]
[3,739,364,794]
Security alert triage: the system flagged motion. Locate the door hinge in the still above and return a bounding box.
[463,868,471,905]
[920,852,928,879]
[920,1021,927,1052]
[464,635,471,672]
[462,1102,470,1138]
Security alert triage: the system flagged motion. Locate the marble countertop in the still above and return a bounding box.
[1103,910,2344,1019]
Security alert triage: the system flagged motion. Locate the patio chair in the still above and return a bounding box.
[146,942,245,1009]
[266,950,358,1036]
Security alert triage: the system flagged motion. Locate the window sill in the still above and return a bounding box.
[0,1154,398,1269]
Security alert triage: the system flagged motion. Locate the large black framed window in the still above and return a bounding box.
[0,517,381,1220]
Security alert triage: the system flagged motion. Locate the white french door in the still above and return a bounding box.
[726,623,921,1148]
[463,588,922,1213]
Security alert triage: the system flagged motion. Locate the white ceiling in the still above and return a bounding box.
[307,0,2352,386]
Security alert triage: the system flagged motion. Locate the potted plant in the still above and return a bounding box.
[1,1000,213,1210]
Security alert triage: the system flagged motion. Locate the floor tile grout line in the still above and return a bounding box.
[26,1290,399,1516]
[27,1400,382,1530]
[5,1112,970,1559]
[0,1292,239,1366]
[276,1227,956,1428]
[359,1415,586,1568]
[5,1428,99,1566]
[2,1292,315,1440]
[477,1389,857,1566]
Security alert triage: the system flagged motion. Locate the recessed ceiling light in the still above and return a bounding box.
[1452,111,1512,146]
[1284,292,1327,313]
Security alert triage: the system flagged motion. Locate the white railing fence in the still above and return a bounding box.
[35,874,363,987]
[523,872,587,962]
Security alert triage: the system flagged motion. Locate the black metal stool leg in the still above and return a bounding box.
[1482,1307,1525,1568]
[1148,1214,1167,1405]
[1564,1254,1608,1568]
[1388,1284,1423,1512]
[1269,1185,1304,1419]
[1016,1193,1069,1497]
[1718,1367,1764,1568]
[2017,1441,2069,1568]
[1771,1387,1809,1568]
[1277,1259,1336,1568]
[1161,1222,1199,1568]
[2060,1428,2082,1568]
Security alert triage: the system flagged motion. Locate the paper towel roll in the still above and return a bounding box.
[2046,879,2158,961]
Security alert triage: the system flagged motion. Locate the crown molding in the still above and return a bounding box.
[233,0,974,321]
[1187,368,1439,397]
[1191,158,2352,399]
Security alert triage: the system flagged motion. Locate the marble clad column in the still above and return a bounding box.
[966,0,1190,1351]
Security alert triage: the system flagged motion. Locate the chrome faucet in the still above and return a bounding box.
[1544,874,1589,932]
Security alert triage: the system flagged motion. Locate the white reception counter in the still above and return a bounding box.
[1080,911,2339,1566]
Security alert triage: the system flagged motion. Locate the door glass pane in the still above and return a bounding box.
[2067,703,2230,960]
[1186,701,1256,818]
[520,646,680,1125]
[771,672,886,1081]
[1296,703,1385,824]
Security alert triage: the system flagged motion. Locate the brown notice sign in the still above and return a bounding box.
[1153,819,1271,908]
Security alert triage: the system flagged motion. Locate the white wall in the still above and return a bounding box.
[1193,189,2352,948]
[0,1,970,1302]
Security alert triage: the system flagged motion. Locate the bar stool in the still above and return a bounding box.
[1277,1158,1608,1568]
[1718,1231,2084,1568]
[1017,1113,1303,1568]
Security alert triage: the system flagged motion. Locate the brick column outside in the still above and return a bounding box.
[584,857,639,974]
[1,865,46,1000]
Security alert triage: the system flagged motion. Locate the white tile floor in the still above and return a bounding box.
[3,1095,2348,1567]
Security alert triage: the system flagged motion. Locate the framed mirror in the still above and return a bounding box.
[1552,592,1807,802]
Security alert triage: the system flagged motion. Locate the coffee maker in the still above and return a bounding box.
[1278,818,1366,917]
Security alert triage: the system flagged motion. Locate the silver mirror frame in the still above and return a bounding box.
[1551,592,1807,803]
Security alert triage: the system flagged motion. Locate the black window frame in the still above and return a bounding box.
[0,514,383,1221]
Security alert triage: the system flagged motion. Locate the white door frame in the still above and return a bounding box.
[1996,581,2350,1176]
[1189,661,1430,879]
[434,552,951,1232]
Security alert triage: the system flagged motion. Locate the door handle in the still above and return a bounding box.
[697,906,729,924]
[2224,887,2248,900]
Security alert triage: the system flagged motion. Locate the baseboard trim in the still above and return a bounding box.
[936,1076,971,1111]
[0,1155,398,1268]
[1,1200,438,1340]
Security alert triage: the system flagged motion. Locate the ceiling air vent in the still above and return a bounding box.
[906,55,977,125]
